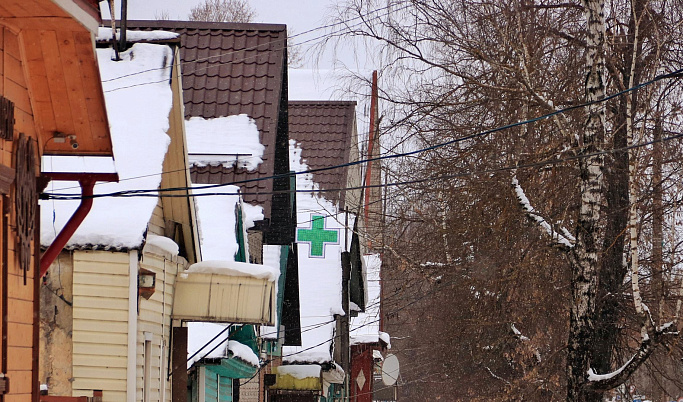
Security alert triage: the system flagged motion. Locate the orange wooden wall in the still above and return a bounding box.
[1,25,40,402]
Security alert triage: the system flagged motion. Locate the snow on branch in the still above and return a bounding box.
[511,323,542,363]
[585,323,679,392]
[512,175,575,250]
[485,367,510,385]
[511,323,530,341]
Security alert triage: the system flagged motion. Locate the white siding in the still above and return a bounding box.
[71,250,131,402]
[136,249,186,402]
[148,199,166,236]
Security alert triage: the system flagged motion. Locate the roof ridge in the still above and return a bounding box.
[289,100,357,106]
[123,20,287,32]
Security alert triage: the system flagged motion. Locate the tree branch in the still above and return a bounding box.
[585,323,679,392]
[512,175,575,251]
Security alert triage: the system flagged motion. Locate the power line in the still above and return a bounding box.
[42,67,683,200]
[42,128,683,201]
[238,272,460,386]
[99,3,408,90]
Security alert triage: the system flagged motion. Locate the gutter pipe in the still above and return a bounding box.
[39,172,119,277]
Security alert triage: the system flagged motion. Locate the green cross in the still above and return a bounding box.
[297,215,339,257]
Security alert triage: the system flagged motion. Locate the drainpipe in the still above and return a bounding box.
[39,173,118,277]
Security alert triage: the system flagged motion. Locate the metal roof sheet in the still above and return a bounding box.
[288,101,357,208]
[125,20,288,217]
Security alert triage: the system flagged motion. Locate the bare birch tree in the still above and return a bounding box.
[188,0,256,23]
[327,0,683,399]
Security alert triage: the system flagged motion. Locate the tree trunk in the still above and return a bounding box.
[587,98,629,402]
[651,113,665,402]
[567,0,606,400]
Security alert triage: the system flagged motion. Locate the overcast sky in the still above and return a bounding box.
[99,0,372,70]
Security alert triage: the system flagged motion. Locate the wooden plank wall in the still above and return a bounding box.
[71,251,130,402]
[218,375,233,402]
[147,199,165,237]
[136,249,184,402]
[160,51,199,264]
[204,370,219,402]
[203,371,233,402]
[1,26,39,402]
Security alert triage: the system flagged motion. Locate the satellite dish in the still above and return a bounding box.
[381,354,400,386]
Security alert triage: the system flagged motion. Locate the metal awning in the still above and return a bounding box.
[173,271,276,325]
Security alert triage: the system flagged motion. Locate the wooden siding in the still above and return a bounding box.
[203,370,234,402]
[159,48,199,264]
[0,26,40,402]
[10,22,113,156]
[71,250,131,402]
[136,248,185,402]
[147,198,165,236]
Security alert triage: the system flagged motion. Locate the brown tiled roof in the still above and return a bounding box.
[125,20,288,217]
[288,101,357,208]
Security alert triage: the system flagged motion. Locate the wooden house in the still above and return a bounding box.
[123,21,302,402]
[263,101,367,402]
[0,1,117,401]
[38,30,199,401]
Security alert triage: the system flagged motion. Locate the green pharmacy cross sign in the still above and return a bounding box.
[296,215,340,258]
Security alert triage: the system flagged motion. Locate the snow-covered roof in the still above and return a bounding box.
[142,235,180,260]
[96,27,180,42]
[277,364,321,380]
[187,322,259,369]
[188,116,264,261]
[350,254,386,346]
[185,260,278,282]
[186,115,264,170]
[40,43,174,249]
[282,139,352,364]
[192,184,243,261]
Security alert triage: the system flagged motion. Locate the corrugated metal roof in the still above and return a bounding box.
[288,101,357,208]
[125,20,288,217]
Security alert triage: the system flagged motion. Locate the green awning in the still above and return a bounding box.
[203,356,258,378]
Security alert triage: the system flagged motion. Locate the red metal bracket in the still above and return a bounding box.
[39,173,119,277]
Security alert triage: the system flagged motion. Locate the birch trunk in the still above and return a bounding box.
[567,0,606,399]
[651,114,665,402]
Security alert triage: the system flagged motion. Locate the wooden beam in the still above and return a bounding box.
[54,30,93,151]
[71,30,111,155]
[40,30,76,138]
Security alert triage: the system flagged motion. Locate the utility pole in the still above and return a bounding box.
[341,207,351,401]
[119,0,128,51]
[341,251,351,401]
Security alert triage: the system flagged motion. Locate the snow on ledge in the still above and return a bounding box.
[97,27,180,42]
[143,235,179,259]
[186,115,264,170]
[40,43,173,250]
[228,340,259,367]
[278,364,322,380]
[42,156,116,174]
[185,260,278,282]
[379,332,391,349]
[187,322,229,368]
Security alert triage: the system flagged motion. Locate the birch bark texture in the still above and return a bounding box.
[326,0,683,399]
[566,1,606,400]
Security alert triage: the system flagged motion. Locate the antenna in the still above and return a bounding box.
[381,353,400,386]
